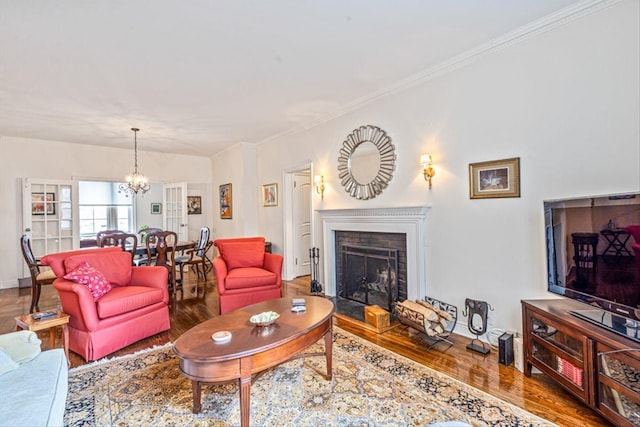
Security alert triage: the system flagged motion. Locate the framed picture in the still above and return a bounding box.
[151,203,162,214]
[469,157,520,199]
[220,183,232,219]
[262,183,278,207]
[32,192,55,215]
[187,196,202,215]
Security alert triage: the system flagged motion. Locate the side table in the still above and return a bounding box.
[15,310,70,364]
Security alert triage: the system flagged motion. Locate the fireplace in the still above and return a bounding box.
[319,207,430,308]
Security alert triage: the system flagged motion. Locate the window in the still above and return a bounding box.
[79,181,134,239]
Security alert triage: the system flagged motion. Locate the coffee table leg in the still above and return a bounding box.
[239,357,252,427]
[324,324,333,380]
[192,380,202,413]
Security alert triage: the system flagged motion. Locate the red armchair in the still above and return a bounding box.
[213,237,283,314]
[41,247,170,361]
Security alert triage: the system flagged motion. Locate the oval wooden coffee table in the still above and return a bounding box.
[173,296,335,426]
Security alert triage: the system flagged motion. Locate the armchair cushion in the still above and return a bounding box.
[226,267,277,289]
[96,286,165,319]
[215,237,265,270]
[65,250,132,286]
[42,246,121,277]
[63,261,112,301]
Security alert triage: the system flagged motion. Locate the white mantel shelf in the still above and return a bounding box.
[317,206,430,300]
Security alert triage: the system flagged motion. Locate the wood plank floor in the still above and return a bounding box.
[0,272,611,426]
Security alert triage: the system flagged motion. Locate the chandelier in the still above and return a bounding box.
[119,127,150,196]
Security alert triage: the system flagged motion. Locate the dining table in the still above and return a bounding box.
[133,240,196,256]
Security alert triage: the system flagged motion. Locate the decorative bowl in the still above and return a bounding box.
[250,311,279,326]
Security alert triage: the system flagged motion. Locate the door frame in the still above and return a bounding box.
[282,162,315,281]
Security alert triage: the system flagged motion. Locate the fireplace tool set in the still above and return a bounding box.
[463,298,493,354]
[309,247,323,295]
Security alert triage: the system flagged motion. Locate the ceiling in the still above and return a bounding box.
[0,0,588,157]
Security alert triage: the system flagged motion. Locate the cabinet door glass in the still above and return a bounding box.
[531,315,584,359]
[598,344,640,425]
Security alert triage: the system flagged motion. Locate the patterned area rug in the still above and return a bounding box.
[65,327,555,426]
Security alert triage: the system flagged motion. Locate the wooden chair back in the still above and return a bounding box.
[20,234,56,312]
[98,232,138,265]
[96,229,125,246]
[146,230,178,295]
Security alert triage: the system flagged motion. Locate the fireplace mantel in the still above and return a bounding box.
[317,206,430,300]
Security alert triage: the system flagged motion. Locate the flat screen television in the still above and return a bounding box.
[544,192,640,342]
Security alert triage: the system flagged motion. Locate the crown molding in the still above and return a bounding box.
[260,0,621,144]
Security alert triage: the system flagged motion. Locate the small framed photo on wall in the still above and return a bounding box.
[151,203,162,214]
[220,183,232,219]
[262,183,278,207]
[469,157,520,199]
[187,196,202,215]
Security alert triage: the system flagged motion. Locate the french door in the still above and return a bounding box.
[21,178,77,274]
[163,182,188,241]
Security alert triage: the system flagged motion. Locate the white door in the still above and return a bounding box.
[22,178,76,275]
[292,172,311,277]
[163,182,188,241]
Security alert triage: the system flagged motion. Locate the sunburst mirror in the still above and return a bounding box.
[337,125,396,200]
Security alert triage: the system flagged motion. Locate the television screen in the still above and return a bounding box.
[544,192,640,337]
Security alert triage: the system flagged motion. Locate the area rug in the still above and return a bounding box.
[65,327,555,426]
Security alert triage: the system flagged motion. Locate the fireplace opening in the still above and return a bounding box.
[333,231,407,322]
[341,245,398,313]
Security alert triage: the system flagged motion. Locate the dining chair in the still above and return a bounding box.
[146,230,180,297]
[96,229,125,246]
[98,232,138,265]
[175,226,211,283]
[20,234,57,313]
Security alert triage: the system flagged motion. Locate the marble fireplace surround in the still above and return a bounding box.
[318,206,430,301]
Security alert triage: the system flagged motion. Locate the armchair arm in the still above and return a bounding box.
[263,253,283,286]
[53,279,101,331]
[213,256,229,294]
[130,266,170,304]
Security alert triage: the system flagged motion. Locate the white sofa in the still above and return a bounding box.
[0,331,68,427]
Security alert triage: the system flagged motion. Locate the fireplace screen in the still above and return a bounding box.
[340,245,399,313]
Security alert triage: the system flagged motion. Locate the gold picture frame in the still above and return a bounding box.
[262,183,278,207]
[469,157,520,199]
[219,183,232,219]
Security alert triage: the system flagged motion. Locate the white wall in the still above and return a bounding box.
[212,0,640,334]
[0,137,213,288]
[211,143,259,239]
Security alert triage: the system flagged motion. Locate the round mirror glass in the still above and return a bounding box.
[337,125,395,200]
[349,141,381,185]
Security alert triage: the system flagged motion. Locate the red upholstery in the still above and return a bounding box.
[625,225,640,243]
[41,247,170,361]
[632,243,640,286]
[213,237,283,314]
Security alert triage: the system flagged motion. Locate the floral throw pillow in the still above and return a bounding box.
[63,261,112,301]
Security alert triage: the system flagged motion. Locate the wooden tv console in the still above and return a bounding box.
[522,299,639,426]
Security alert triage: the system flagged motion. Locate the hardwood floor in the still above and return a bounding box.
[0,272,611,426]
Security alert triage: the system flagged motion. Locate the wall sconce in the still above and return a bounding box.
[314,175,326,200]
[420,154,435,189]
